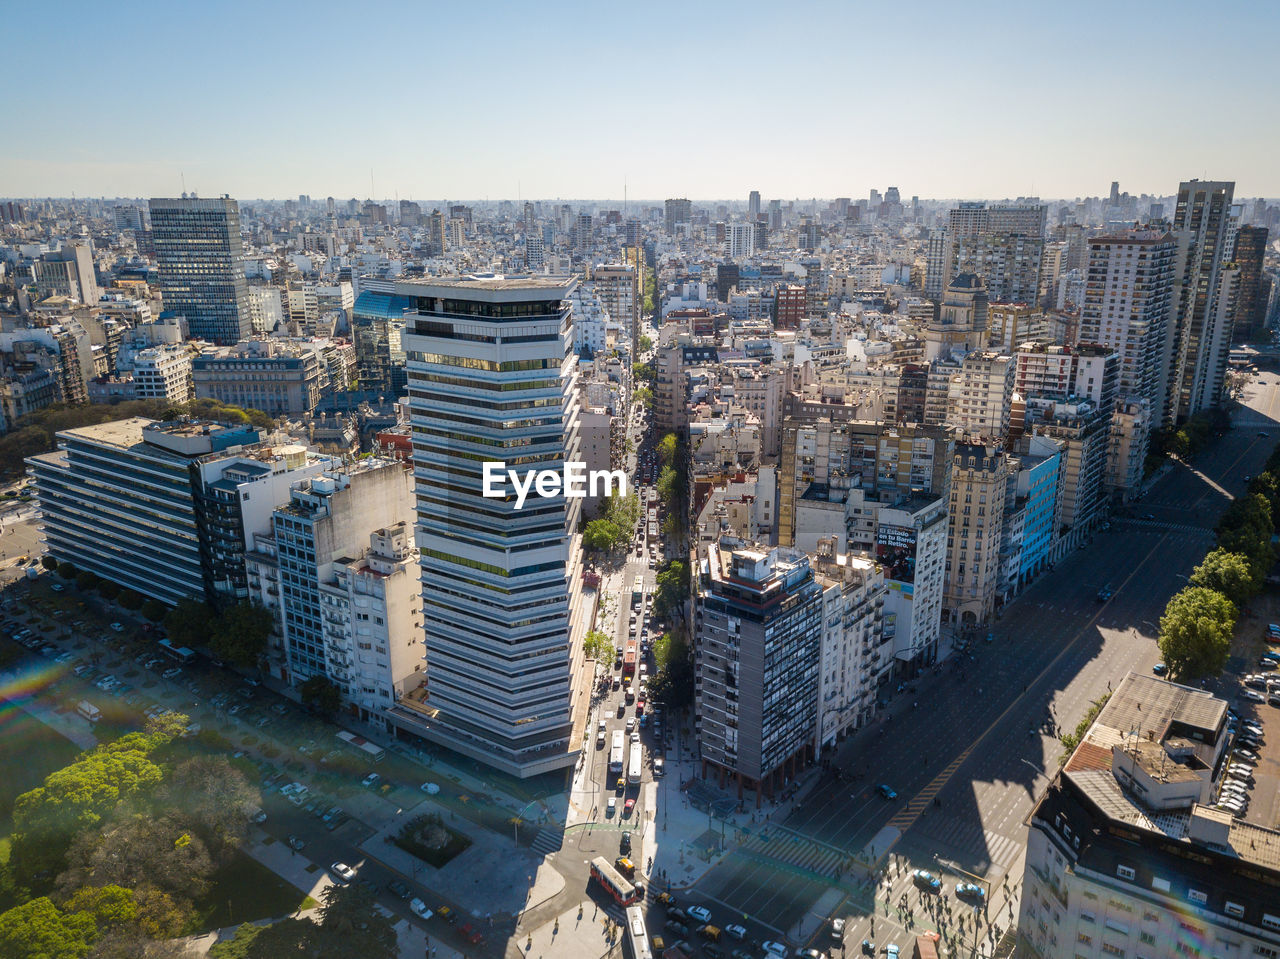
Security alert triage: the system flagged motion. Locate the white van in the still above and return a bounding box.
[76,701,101,723]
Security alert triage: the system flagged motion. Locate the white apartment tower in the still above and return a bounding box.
[1078,231,1177,427]
[400,275,586,778]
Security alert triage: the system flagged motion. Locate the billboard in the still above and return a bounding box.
[876,523,917,584]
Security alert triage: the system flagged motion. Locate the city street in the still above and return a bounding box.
[662,376,1280,955]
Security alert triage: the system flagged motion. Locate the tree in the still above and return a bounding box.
[164,598,214,652]
[584,630,614,662]
[117,589,143,611]
[58,561,78,579]
[0,897,98,959]
[1249,471,1280,532]
[638,335,654,353]
[653,560,689,618]
[97,580,119,600]
[583,519,625,553]
[300,676,342,715]
[1158,586,1235,680]
[209,603,273,669]
[634,386,652,409]
[1216,492,1274,579]
[648,655,694,710]
[42,555,59,571]
[59,816,215,905]
[656,465,678,503]
[632,362,655,383]
[657,432,678,467]
[1189,549,1258,606]
[162,756,260,856]
[77,570,99,591]
[140,599,166,623]
[311,884,397,959]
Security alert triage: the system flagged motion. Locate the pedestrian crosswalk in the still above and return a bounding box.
[887,748,973,832]
[733,824,853,882]
[530,826,564,857]
[1114,518,1214,535]
[913,818,1024,872]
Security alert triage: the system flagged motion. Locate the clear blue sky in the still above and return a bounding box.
[4,0,1277,201]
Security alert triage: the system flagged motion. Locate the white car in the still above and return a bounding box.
[606,797,617,816]
[724,923,747,941]
[1241,689,1265,703]
[687,905,711,923]
[109,622,124,632]
[420,782,440,795]
[329,862,355,884]
[762,942,788,958]
[409,898,433,920]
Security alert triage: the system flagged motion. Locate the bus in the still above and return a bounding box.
[623,639,638,680]
[627,742,643,786]
[157,638,195,664]
[631,575,644,604]
[609,730,625,773]
[624,904,654,959]
[337,729,386,764]
[590,856,642,906]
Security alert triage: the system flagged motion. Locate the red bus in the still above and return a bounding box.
[591,856,642,905]
[623,639,637,680]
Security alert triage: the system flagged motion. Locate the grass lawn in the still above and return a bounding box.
[0,707,83,862]
[189,850,316,932]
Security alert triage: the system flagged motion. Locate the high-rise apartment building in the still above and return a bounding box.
[944,442,1009,627]
[1079,231,1177,426]
[148,196,252,345]
[664,197,692,233]
[1169,180,1236,420]
[727,222,754,259]
[927,203,1047,302]
[747,190,761,219]
[1230,225,1270,341]
[397,276,587,778]
[696,541,824,800]
[131,345,193,403]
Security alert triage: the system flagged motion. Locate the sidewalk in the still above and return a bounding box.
[506,902,622,959]
[359,797,565,919]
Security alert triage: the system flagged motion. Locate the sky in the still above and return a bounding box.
[4,0,1278,202]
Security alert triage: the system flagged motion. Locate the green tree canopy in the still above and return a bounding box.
[637,335,654,353]
[0,896,98,959]
[1189,549,1259,606]
[584,630,614,662]
[164,598,215,652]
[209,603,273,669]
[657,432,678,467]
[633,386,652,409]
[583,519,625,553]
[632,362,655,383]
[1158,586,1236,680]
[300,676,342,716]
[653,561,689,618]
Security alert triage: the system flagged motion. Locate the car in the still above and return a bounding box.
[1245,675,1268,689]
[876,784,898,800]
[882,946,900,958]
[724,923,747,941]
[436,904,456,924]
[912,870,942,892]
[1234,748,1260,762]
[831,917,846,941]
[955,882,986,901]
[762,942,789,958]
[620,831,632,854]
[1238,734,1263,748]
[409,898,433,920]
[687,905,711,924]
[1152,663,1168,676]
[362,772,382,788]
[329,862,355,884]
[860,942,875,957]
[623,798,636,816]
[703,946,725,959]
[162,667,183,680]
[1095,587,1112,602]
[796,951,827,959]
[287,835,305,850]
[664,920,689,938]
[1242,689,1266,703]
[109,622,124,632]
[420,782,440,794]
[606,797,617,816]
[655,891,676,907]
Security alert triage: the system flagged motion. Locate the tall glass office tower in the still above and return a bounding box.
[148,195,252,345]
[399,275,585,778]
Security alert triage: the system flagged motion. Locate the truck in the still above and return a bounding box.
[336,730,385,764]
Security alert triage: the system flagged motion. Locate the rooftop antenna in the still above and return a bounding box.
[181,170,186,194]
[370,169,375,201]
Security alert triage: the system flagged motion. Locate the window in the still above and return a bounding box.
[1187,889,1207,906]
[1224,902,1245,919]
[1263,914,1280,933]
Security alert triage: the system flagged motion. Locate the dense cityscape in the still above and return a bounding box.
[4,6,1280,959]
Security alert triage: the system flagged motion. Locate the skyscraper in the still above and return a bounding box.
[747,190,761,218]
[1231,225,1270,341]
[1169,180,1236,420]
[1079,231,1178,425]
[664,197,692,233]
[148,196,252,345]
[399,275,586,778]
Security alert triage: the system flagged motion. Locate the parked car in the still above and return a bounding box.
[387,880,410,900]
[361,772,382,788]
[409,898,433,920]
[329,862,355,884]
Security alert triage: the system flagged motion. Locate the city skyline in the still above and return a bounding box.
[4,0,1278,199]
